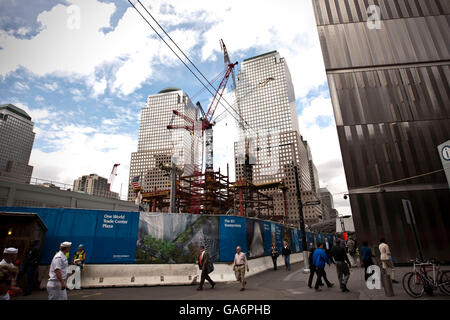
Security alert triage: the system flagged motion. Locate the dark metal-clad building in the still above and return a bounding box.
[312,0,450,263]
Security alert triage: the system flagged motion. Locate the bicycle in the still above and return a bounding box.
[402,258,450,298]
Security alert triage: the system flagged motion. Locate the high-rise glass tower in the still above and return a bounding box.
[234,51,321,226]
[313,0,450,262]
[0,104,35,184]
[128,88,198,201]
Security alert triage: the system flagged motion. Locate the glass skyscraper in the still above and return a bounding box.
[234,51,322,226]
[0,104,35,184]
[128,88,199,201]
[313,0,450,262]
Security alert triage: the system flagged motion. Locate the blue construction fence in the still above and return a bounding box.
[0,207,337,264]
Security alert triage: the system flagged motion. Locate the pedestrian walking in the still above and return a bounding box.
[196,245,215,290]
[0,264,18,300]
[339,235,346,248]
[232,246,249,291]
[270,243,279,270]
[282,241,291,271]
[47,241,71,300]
[72,244,86,270]
[330,239,351,292]
[312,243,334,292]
[1,247,22,297]
[307,243,323,289]
[347,237,357,267]
[1,247,18,266]
[379,238,398,283]
[324,237,332,264]
[361,241,375,281]
[17,240,41,296]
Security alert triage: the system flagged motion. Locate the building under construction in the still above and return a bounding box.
[136,166,288,221]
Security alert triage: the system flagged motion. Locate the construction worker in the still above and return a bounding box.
[72,244,86,270]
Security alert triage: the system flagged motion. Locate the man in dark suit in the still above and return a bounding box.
[196,245,216,290]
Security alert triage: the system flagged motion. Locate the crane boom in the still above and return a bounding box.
[204,62,238,125]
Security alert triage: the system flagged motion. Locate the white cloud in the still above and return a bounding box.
[43,82,59,92]
[11,101,58,123]
[29,129,137,199]
[0,0,326,98]
[13,81,29,91]
[91,77,107,97]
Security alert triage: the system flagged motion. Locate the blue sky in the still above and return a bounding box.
[0,0,350,215]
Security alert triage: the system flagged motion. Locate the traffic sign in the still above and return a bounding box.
[437,140,450,189]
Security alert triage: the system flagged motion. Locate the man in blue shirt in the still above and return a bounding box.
[312,243,334,291]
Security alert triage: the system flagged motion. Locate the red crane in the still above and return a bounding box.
[166,40,237,214]
[167,39,238,174]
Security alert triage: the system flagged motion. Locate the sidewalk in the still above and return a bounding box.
[13,262,450,300]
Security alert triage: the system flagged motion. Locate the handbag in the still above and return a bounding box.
[206,261,214,274]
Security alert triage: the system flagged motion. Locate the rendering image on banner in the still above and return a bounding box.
[219,216,247,262]
[136,213,219,264]
[246,218,265,259]
[282,226,293,249]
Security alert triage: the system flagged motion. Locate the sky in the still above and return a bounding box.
[0,0,351,215]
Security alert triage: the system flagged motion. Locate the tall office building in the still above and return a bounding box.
[313,0,450,262]
[302,138,323,224]
[128,88,198,201]
[319,187,336,221]
[234,51,312,226]
[0,104,35,184]
[73,174,119,199]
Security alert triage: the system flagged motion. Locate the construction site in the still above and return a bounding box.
[131,39,291,224]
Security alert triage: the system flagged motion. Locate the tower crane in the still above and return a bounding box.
[167,39,238,175]
[107,163,120,197]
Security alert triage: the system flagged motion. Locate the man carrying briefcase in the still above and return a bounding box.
[196,245,216,290]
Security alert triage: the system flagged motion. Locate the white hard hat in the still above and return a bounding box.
[60,241,72,248]
[3,247,18,254]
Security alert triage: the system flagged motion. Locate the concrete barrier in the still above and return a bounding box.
[38,253,304,289]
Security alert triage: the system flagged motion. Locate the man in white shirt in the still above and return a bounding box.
[0,248,22,297]
[232,246,249,291]
[47,241,71,300]
[379,238,398,283]
[0,264,17,300]
[0,247,18,266]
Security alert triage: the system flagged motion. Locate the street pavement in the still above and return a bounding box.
[15,262,450,300]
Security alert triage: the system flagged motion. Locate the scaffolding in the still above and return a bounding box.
[231,179,288,222]
[136,168,288,220]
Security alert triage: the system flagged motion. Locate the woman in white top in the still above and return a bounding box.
[379,238,398,283]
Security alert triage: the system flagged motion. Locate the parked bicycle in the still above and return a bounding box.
[402,258,450,298]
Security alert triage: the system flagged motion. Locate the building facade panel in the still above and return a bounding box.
[316,16,450,70]
[234,51,321,226]
[128,89,198,201]
[314,0,450,262]
[0,104,35,184]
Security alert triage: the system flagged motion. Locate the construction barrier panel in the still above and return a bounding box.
[0,207,139,264]
[1,207,335,265]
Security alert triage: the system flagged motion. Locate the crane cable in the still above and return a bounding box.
[332,168,445,196]
[130,0,255,134]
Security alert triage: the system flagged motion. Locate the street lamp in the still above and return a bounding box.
[279,142,310,273]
